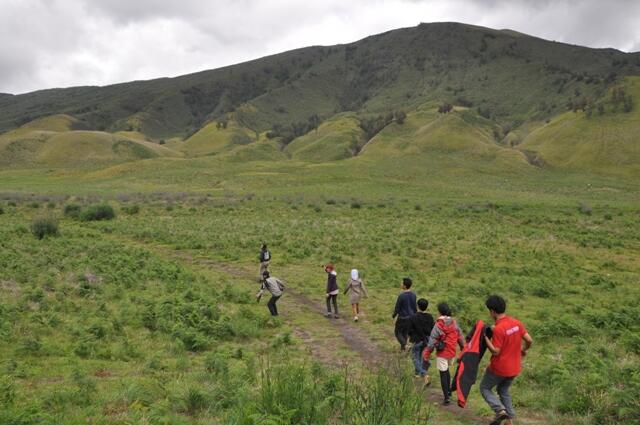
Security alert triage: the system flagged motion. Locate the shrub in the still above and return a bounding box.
[123,205,140,215]
[325,199,337,205]
[351,201,362,209]
[63,203,82,219]
[28,202,40,209]
[80,204,116,221]
[579,203,592,215]
[31,216,59,239]
[47,202,55,209]
[0,206,4,215]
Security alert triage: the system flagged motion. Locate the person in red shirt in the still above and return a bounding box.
[480,295,533,425]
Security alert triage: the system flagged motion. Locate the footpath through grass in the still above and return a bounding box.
[1,187,639,424]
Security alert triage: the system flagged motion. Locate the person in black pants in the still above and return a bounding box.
[392,277,417,351]
[323,263,339,318]
[256,271,285,316]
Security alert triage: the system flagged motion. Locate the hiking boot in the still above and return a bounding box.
[443,397,450,406]
[354,316,358,322]
[489,410,509,425]
[333,314,339,319]
[325,312,332,318]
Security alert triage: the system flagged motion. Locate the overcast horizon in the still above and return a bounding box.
[2,0,639,95]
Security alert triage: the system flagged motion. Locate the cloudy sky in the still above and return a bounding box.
[1,0,639,94]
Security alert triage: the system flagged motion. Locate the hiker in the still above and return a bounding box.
[258,243,271,281]
[256,271,284,316]
[344,269,368,322]
[323,263,339,318]
[409,298,435,386]
[480,295,533,425]
[392,277,417,351]
[422,302,465,405]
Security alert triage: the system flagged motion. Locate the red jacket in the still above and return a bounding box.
[423,316,465,360]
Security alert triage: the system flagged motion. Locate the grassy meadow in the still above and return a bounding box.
[1,167,639,425]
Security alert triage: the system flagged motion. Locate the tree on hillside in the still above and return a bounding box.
[216,118,228,129]
[394,110,407,125]
[308,114,320,133]
[611,86,626,111]
[623,94,634,113]
[438,103,453,114]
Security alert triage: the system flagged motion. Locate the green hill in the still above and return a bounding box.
[0,117,179,167]
[0,22,639,177]
[518,77,640,176]
[285,114,364,161]
[1,22,638,139]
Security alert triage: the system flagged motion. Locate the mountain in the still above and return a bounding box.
[0,22,639,175]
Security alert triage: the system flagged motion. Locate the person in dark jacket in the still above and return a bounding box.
[392,277,417,351]
[409,298,435,386]
[323,263,339,318]
[258,244,271,281]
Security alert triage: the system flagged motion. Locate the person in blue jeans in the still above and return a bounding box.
[409,298,434,386]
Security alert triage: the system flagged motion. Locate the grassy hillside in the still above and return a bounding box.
[1,23,639,140]
[181,119,254,157]
[285,114,364,161]
[0,119,179,168]
[519,77,640,176]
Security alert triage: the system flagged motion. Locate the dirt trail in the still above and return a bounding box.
[107,237,550,425]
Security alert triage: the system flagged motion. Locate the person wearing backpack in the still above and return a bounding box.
[480,295,533,425]
[256,271,284,316]
[392,277,417,351]
[422,302,465,405]
[258,244,271,281]
[409,298,435,386]
[323,263,339,318]
[344,269,368,322]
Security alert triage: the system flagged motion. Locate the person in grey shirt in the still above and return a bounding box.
[257,271,285,316]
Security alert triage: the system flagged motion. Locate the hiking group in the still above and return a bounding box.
[254,245,533,425]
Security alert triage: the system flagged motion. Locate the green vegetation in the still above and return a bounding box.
[30,215,59,239]
[79,204,116,222]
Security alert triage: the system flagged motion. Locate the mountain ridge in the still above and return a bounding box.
[1,22,639,177]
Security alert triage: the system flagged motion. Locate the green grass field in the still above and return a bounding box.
[1,168,639,424]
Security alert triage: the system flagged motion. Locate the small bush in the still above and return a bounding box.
[0,206,4,215]
[325,199,337,205]
[31,216,59,239]
[47,202,56,209]
[123,205,140,215]
[351,201,362,209]
[28,202,40,209]
[63,203,82,219]
[80,204,116,221]
[579,203,592,215]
